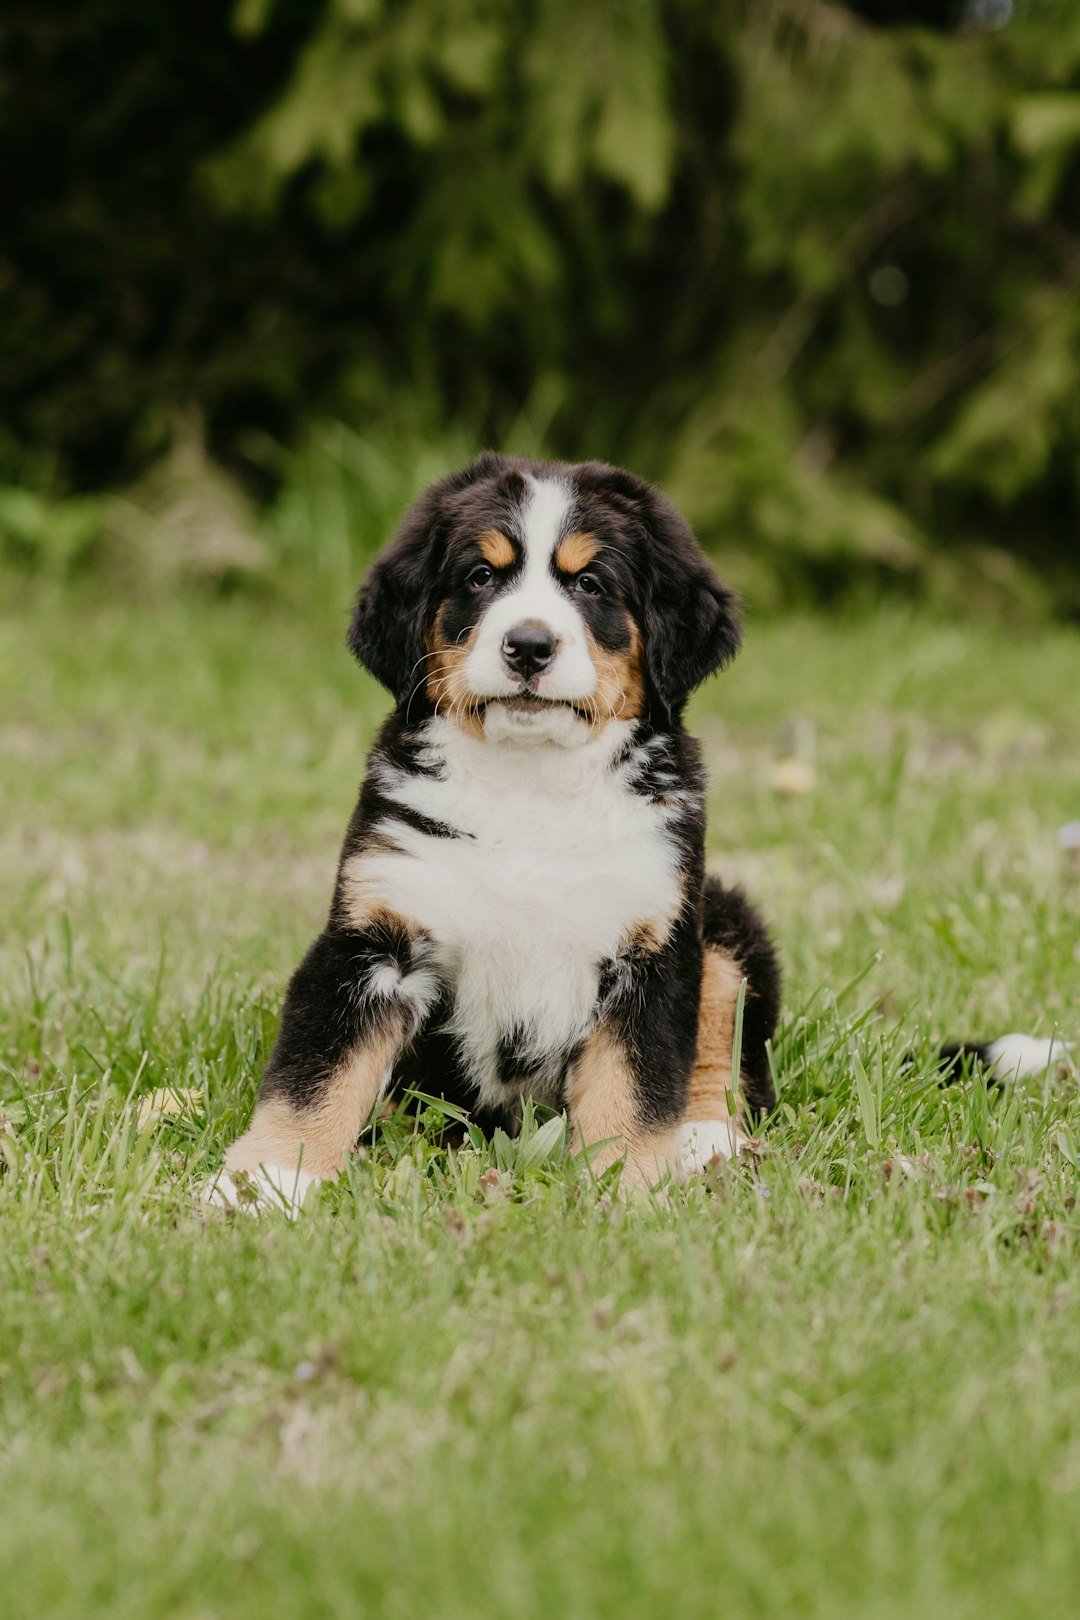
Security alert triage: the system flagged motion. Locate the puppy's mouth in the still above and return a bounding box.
[490,691,567,711]
[479,691,593,724]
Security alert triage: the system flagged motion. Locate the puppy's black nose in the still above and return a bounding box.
[501,622,557,679]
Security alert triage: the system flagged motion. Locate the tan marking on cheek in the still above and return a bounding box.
[685,947,746,1125]
[555,530,599,574]
[224,1021,406,1181]
[423,605,486,738]
[568,1027,678,1190]
[477,528,516,569]
[582,617,644,731]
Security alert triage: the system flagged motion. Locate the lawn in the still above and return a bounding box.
[1,580,1079,1620]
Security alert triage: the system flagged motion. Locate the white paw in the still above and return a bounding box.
[202,1164,322,1219]
[676,1118,746,1176]
[984,1033,1073,1083]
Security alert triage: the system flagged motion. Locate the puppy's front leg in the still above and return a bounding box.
[569,925,704,1192]
[211,918,435,1215]
[567,1026,682,1192]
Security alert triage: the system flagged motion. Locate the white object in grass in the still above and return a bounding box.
[983,1033,1072,1082]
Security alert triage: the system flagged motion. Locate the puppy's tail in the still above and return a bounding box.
[933,1032,1072,1085]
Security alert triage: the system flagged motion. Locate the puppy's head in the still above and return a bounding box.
[349,454,740,743]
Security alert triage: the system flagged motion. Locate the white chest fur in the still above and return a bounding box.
[346,719,685,1106]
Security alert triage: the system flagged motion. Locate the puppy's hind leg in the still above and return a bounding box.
[209,918,436,1216]
[677,879,781,1176]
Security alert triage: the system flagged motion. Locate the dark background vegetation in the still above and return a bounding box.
[2,0,1077,612]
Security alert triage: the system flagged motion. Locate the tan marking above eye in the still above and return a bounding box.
[477,529,516,570]
[555,531,600,574]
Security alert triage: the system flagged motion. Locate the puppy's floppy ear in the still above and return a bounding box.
[348,452,508,705]
[643,494,741,714]
[580,464,740,716]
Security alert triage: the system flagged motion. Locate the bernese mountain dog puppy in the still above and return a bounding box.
[210,453,1066,1214]
[211,453,780,1212]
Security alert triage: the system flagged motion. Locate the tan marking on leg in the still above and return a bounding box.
[685,947,748,1136]
[477,528,516,570]
[554,530,599,574]
[568,1027,678,1190]
[225,1021,406,1181]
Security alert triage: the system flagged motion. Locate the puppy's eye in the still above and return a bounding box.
[467,564,494,590]
[575,573,603,596]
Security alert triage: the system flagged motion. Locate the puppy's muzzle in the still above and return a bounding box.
[501,621,558,682]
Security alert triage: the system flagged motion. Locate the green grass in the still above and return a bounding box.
[2,580,1079,1620]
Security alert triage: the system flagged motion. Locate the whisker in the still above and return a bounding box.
[428,676,457,717]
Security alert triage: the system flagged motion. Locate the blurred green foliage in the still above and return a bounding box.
[1,0,1078,608]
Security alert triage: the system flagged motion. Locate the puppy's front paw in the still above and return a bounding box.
[676,1117,747,1176]
[202,1163,322,1219]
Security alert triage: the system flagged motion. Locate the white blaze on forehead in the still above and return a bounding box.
[520,474,572,564]
[505,474,573,620]
[462,473,600,716]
